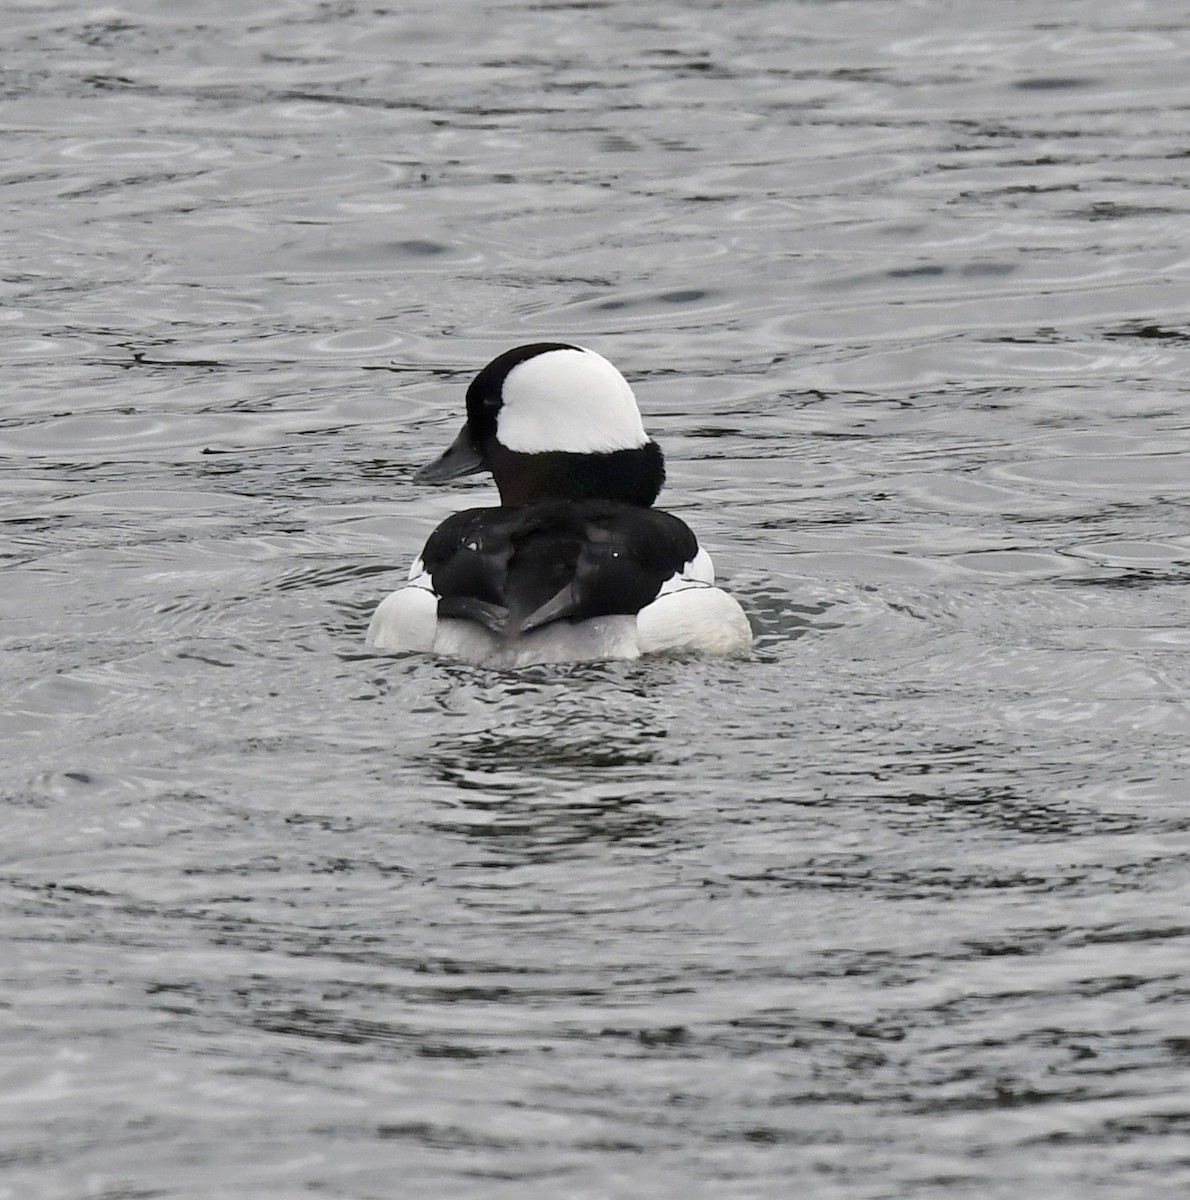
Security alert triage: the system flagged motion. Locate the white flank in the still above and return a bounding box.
[656,547,715,596]
[496,347,650,454]
[637,586,752,658]
[366,566,437,652]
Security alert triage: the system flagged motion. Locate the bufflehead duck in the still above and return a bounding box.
[366,343,751,668]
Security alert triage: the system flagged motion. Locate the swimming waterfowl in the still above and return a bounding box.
[366,343,751,668]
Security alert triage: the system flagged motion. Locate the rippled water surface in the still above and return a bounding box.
[4,1,1190,1196]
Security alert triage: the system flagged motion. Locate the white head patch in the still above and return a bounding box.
[495,347,650,455]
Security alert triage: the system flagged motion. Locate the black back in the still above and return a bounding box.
[421,499,698,638]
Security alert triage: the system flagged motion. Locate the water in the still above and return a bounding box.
[3,1,1189,1196]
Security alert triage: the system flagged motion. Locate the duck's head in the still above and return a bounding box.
[415,343,665,507]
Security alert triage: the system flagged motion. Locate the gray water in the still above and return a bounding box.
[3,1,1189,1197]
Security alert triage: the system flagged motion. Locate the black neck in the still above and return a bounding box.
[487,441,665,507]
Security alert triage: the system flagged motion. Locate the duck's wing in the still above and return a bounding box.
[420,501,699,638]
[513,502,700,634]
[418,507,516,634]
